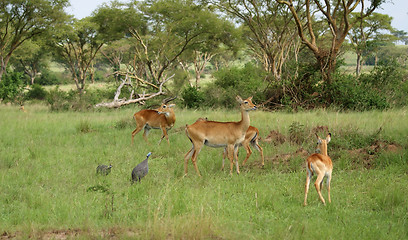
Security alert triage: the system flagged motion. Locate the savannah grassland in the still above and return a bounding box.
[0,104,407,239]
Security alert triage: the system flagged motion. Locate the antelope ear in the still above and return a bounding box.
[248,96,253,101]
[236,95,243,103]
[326,133,331,143]
[168,104,175,108]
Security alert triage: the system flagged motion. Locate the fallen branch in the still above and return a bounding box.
[95,74,174,109]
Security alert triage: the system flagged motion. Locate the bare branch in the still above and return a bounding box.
[94,74,175,108]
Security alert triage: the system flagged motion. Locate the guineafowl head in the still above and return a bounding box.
[146,152,152,158]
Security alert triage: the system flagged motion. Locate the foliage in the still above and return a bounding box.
[276,0,385,83]
[0,0,69,80]
[36,68,61,85]
[181,86,205,109]
[46,86,71,111]
[329,73,389,111]
[358,59,407,107]
[0,72,25,103]
[203,63,266,108]
[26,84,47,100]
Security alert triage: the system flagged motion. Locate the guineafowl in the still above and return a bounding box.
[132,152,152,183]
[96,164,113,175]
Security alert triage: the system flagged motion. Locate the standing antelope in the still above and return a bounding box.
[131,98,176,145]
[221,126,264,169]
[195,118,264,168]
[184,96,257,176]
[304,133,333,206]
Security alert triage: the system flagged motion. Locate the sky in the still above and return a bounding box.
[67,0,408,33]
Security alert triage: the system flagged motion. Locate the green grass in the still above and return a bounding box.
[0,104,407,239]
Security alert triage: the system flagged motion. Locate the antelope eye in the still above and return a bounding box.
[163,105,167,108]
[244,101,248,104]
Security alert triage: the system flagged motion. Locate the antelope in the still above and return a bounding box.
[304,133,333,206]
[222,125,264,170]
[131,97,176,145]
[184,96,257,176]
[195,118,264,168]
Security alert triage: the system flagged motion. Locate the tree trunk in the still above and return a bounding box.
[315,47,339,85]
[356,53,362,76]
[0,57,10,82]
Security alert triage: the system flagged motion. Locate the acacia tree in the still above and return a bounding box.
[212,0,302,82]
[10,39,49,85]
[124,0,235,87]
[95,0,236,108]
[0,0,69,81]
[348,12,394,76]
[127,0,235,86]
[51,2,141,94]
[99,39,133,83]
[276,0,385,84]
[51,18,104,93]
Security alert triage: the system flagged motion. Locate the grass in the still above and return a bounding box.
[0,104,407,239]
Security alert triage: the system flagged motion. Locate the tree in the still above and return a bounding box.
[51,17,104,93]
[0,0,69,81]
[96,0,236,108]
[276,0,385,85]
[99,39,133,83]
[125,0,235,86]
[392,30,408,45]
[50,1,142,93]
[212,0,301,82]
[348,12,394,75]
[10,39,49,85]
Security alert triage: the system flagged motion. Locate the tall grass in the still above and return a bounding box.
[0,104,407,238]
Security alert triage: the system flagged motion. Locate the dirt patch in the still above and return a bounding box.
[264,130,286,145]
[347,140,403,168]
[1,228,140,240]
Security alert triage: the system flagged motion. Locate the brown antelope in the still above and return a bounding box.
[184,96,257,176]
[131,97,176,145]
[222,126,264,169]
[195,118,264,168]
[304,133,333,206]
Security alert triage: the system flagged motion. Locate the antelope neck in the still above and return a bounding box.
[238,107,250,132]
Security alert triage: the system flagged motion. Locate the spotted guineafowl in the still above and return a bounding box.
[96,164,113,175]
[132,152,152,183]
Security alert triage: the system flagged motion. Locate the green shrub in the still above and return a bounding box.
[36,69,60,85]
[329,73,389,111]
[203,63,266,108]
[359,59,408,107]
[46,86,71,111]
[181,86,204,109]
[26,84,47,100]
[0,72,25,103]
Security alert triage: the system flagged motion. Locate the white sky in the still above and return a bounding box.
[67,0,408,33]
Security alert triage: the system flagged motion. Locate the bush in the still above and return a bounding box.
[329,73,389,111]
[46,86,71,111]
[181,86,204,109]
[359,59,407,107]
[26,84,47,100]
[0,72,25,103]
[36,69,60,85]
[203,63,266,108]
